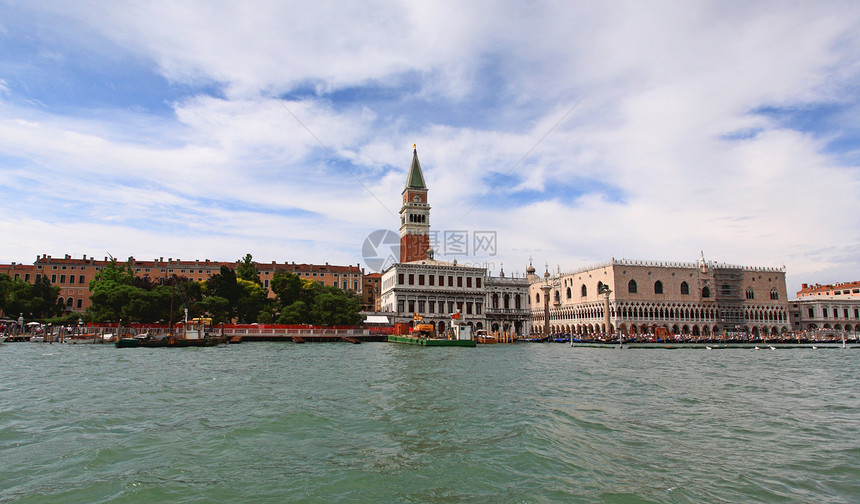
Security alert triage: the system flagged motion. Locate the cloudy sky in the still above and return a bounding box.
[1,1,859,295]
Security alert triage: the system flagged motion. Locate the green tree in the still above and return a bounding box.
[236,253,262,286]
[278,300,310,324]
[0,273,61,319]
[310,286,363,326]
[236,278,267,323]
[271,270,305,308]
[195,295,231,324]
[206,266,242,320]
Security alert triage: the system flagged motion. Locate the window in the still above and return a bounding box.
[808,308,814,318]
[69,275,75,284]
[566,287,572,299]
[855,309,859,318]
[844,308,849,318]
[398,274,404,284]
[77,299,83,309]
[770,288,779,300]
[476,303,482,315]
[429,301,435,313]
[746,288,754,300]
[476,278,481,288]
[655,281,663,294]
[60,275,66,284]
[466,277,472,288]
[466,302,473,315]
[536,293,541,303]
[419,274,425,285]
[79,275,84,284]
[681,281,690,295]
[50,274,56,283]
[397,301,404,313]
[581,284,588,296]
[702,286,710,298]
[822,308,828,318]
[408,300,415,312]
[628,280,638,294]
[457,277,463,288]
[24,274,30,282]
[429,275,435,286]
[448,276,454,287]
[408,274,415,285]
[418,301,425,312]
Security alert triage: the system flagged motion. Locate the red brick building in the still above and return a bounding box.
[1,254,365,315]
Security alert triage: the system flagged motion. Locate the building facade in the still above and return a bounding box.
[378,146,530,336]
[788,281,860,333]
[2,254,364,315]
[529,254,790,338]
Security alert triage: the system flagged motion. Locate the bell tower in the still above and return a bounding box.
[400,145,431,263]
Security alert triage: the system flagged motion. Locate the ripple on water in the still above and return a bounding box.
[1,343,858,503]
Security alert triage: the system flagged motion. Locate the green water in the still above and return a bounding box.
[1,343,857,503]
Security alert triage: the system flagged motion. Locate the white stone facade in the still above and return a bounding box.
[529,256,791,337]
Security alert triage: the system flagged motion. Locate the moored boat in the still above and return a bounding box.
[388,313,476,347]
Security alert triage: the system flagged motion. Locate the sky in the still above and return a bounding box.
[1,1,859,296]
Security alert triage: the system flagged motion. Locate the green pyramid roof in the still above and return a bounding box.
[405,147,426,190]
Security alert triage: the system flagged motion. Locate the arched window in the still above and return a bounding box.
[746,288,755,300]
[628,280,638,293]
[770,288,779,300]
[654,281,663,294]
[66,298,74,308]
[503,293,510,309]
[566,287,572,299]
[515,294,521,309]
[535,292,540,303]
[702,286,711,298]
[554,290,560,303]
[581,284,587,296]
[680,281,689,295]
[492,293,499,309]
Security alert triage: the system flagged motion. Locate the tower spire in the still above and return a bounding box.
[405,144,426,190]
[399,145,431,263]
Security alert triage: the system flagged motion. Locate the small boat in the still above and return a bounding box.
[342,337,361,344]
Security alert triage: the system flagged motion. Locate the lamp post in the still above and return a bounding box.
[541,273,552,340]
[599,284,614,345]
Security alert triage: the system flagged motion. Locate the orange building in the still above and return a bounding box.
[3,254,365,315]
[797,281,860,298]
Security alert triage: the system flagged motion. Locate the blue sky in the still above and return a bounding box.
[1,1,859,296]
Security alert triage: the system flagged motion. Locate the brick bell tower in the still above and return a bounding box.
[399,145,431,263]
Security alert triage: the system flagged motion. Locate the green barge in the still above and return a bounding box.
[388,334,476,347]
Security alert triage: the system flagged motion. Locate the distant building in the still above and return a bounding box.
[529,253,790,338]
[796,281,860,298]
[788,281,860,333]
[362,272,381,311]
[2,254,364,315]
[378,146,531,335]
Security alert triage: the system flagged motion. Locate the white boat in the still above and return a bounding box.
[30,335,45,343]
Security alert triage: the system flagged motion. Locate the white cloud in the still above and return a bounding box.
[1,1,860,296]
